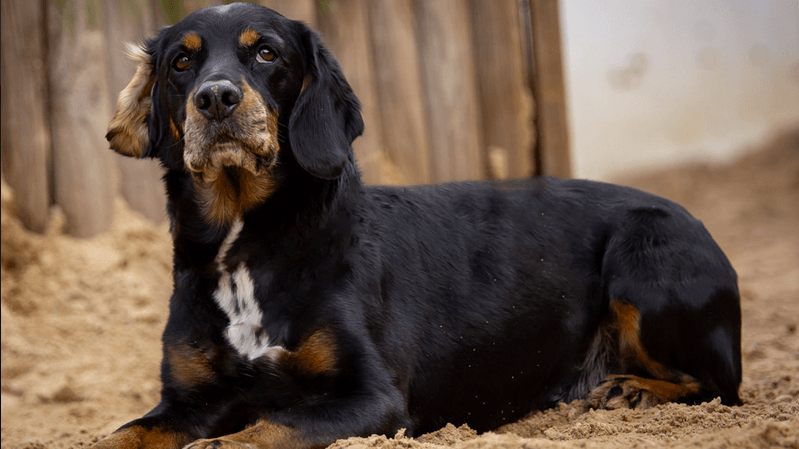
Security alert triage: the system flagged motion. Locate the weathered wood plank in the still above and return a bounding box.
[414,0,485,182]
[529,0,572,178]
[1,0,52,233]
[48,0,117,237]
[469,0,535,180]
[261,0,317,27]
[151,0,223,26]
[367,0,431,185]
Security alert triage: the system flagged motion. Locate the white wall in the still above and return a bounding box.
[560,0,799,180]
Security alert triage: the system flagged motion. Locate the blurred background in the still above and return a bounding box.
[562,0,799,179]
[2,0,798,238]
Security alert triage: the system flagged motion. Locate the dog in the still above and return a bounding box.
[95,3,742,448]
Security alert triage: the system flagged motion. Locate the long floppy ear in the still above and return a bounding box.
[288,26,364,179]
[106,42,157,158]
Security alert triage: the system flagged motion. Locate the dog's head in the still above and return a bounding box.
[107,2,363,225]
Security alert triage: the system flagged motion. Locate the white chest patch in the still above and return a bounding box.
[213,218,285,360]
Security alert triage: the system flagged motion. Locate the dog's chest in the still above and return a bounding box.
[213,217,284,360]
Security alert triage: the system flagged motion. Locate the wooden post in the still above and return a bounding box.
[414,0,485,182]
[150,0,178,27]
[469,0,535,180]
[529,0,572,178]
[184,0,223,12]
[261,0,317,27]
[367,0,431,185]
[104,0,167,224]
[150,0,223,26]
[316,0,384,185]
[1,0,52,233]
[48,0,117,237]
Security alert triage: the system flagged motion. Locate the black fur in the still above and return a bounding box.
[97,3,741,448]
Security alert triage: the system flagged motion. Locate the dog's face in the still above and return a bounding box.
[107,2,363,225]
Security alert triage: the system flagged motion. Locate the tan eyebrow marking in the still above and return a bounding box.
[239,29,261,47]
[182,32,202,51]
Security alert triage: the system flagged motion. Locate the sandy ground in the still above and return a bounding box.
[2,129,798,448]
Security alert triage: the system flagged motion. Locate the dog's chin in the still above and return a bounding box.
[185,140,275,184]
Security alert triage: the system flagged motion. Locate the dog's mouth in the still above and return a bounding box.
[185,133,277,183]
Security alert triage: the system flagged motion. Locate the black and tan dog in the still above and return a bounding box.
[96,3,741,448]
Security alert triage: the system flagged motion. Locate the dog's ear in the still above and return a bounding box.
[106,41,159,158]
[289,26,364,180]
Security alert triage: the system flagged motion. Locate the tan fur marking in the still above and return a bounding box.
[196,171,238,227]
[183,84,203,165]
[165,343,215,389]
[281,330,338,377]
[300,74,313,95]
[611,299,701,388]
[612,300,644,364]
[196,169,275,228]
[106,43,155,158]
[93,424,189,449]
[182,32,202,51]
[238,167,276,211]
[240,81,279,136]
[169,117,181,140]
[188,420,313,448]
[239,28,261,47]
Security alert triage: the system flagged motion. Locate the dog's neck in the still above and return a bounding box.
[164,160,362,266]
[190,166,276,228]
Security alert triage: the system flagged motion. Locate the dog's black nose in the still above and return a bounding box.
[193,80,242,121]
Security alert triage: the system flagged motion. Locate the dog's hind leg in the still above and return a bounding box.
[587,299,701,409]
[589,294,741,410]
[586,205,742,410]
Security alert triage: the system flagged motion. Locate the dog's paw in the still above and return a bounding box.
[184,438,253,449]
[588,374,672,410]
[92,425,189,449]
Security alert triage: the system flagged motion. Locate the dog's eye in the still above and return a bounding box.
[256,46,277,63]
[173,55,192,72]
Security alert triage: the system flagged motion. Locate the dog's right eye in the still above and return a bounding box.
[256,46,277,63]
[173,55,192,72]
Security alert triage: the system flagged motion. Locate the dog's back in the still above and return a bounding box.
[354,177,740,432]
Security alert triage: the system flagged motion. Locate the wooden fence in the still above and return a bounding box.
[0,0,571,237]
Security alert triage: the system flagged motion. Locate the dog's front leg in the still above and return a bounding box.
[184,381,410,449]
[93,412,195,449]
[184,420,312,449]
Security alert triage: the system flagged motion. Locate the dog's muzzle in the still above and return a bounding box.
[183,79,279,182]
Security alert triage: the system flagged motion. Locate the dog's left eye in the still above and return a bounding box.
[256,46,277,63]
[173,55,192,72]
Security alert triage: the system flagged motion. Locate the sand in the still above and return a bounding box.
[2,129,797,448]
